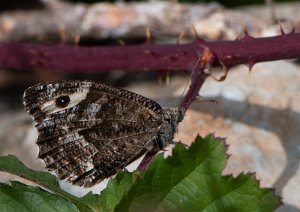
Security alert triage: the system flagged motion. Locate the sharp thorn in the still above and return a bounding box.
[176,31,185,44]
[243,29,254,41]
[166,71,170,85]
[192,24,204,43]
[209,61,229,82]
[158,71,163,84]
[59,25,66,44]
[247,61,255,71]
[290,26,296,34]
[145,27,151,44]
[235,32,243,41]
[118,39,126,46]
[278,20,286,35]
[72,33,80,46]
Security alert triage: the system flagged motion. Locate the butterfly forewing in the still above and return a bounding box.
[23,81,165,187]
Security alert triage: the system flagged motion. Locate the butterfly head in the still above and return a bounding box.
[156,107,185,148]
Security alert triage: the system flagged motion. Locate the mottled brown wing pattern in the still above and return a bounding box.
[23,81,183,187]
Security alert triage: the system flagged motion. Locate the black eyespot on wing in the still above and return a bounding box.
[55,95,70,108]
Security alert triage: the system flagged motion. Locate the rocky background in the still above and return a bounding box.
[0,1,300,211]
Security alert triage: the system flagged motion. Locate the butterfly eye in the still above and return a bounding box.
[55,95,70,108]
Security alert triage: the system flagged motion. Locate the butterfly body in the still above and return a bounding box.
[23,81,183,187]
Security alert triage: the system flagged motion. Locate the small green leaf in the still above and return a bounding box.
[79,192,100,211]
[115,135,281,212]
[0,155,60,190]
[0,155,99,211]
[99,171,138,212]
[0,181,77,212]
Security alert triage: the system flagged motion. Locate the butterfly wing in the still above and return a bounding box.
[23,81,163,187]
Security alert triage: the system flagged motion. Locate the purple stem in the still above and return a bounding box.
[0,33,299,73]
[179,49,212,110]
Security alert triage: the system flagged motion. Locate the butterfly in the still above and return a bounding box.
[23,80,184,187]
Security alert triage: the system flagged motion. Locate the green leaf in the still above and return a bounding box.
[0,135,281,212]
[115,135,281,212]
[0,181,77,212]
[79,192,101,211]
[0,155,99,212]
[99,171,138,212]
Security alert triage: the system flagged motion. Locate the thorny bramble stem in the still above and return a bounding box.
[0,32,299,73]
